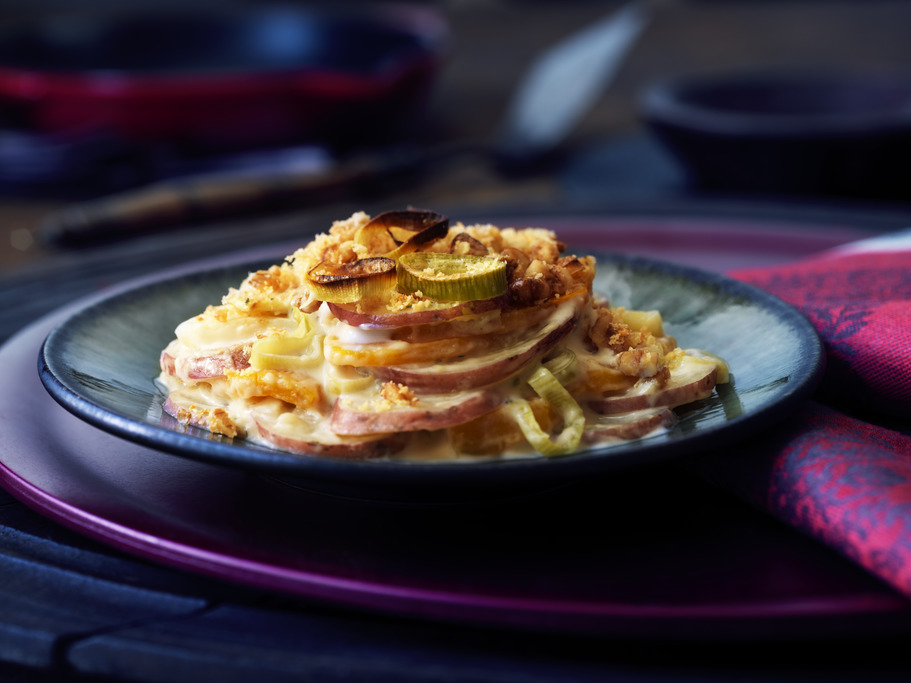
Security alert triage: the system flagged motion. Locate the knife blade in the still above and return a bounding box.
[494,1,651,165]
[41,2,653,246]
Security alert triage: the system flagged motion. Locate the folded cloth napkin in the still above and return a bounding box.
[689,230,911,598]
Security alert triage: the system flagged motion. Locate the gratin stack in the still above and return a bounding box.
[159,210,727,460]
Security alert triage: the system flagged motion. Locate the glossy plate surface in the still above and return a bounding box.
[38,246,824,500]
[5,215,911,638]
[2,308,909,639]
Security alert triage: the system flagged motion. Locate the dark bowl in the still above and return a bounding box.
[0,6,447,151]
[640,70,911,200]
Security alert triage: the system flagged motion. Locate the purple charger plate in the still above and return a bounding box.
[3,213,911,639]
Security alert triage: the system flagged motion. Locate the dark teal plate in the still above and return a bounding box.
[38,246,824,500]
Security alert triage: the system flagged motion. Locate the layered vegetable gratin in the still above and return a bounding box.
[159,210,728,460]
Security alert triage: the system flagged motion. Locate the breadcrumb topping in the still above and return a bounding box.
[158,210,726,461]
[381,381,417,406]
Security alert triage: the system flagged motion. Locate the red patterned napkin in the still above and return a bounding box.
[692,232,911,597]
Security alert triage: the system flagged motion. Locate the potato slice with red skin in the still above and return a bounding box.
[329,390,501,436]
[582,407,677,444]
[253,416,407,459]
[326,295,508,329]
[159,351,177,375]
[588,361,717,415]
[372,307,578,393]
[385,299,561,345]
[164,392,403,459]
[160,346,250,380]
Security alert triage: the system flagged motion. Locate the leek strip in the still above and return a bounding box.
[250,334,324,371]
[307,258,397,304]
[397,253,507,302]
[292,311,317,340]
[290,305,307,324]
[508,366,584,456]
[543,349,578,385]
[325,364,374,395]
[251,310,324,371]
[355,210,448,257]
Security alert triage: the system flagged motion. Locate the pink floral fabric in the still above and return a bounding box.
[694,238,911,596]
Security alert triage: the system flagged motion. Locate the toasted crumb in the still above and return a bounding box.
[172,403,239,438]
[381,381,417,406]
[387,292,432,312]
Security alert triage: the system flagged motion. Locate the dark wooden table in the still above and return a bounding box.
[3,1,911,680]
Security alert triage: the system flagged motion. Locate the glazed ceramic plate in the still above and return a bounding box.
[38,247,824,499]
[9,309,911,640]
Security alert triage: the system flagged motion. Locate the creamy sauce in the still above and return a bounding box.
[158,215,728,462]
[160,294,723,462]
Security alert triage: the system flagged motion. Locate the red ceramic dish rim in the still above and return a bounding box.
[0,7,448,102]
[0,53,441,101]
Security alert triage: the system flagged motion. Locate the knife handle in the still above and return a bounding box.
[39,152,423,247]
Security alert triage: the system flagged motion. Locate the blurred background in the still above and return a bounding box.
[3,0,911,275]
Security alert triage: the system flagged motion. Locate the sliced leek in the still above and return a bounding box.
[397,253,507,302]
[507,365,584,457]
[543,349,578,385]
[251,311,324,371]
[307,257,396,304]
[289,308,317,339]
[250,334,324,371]
[325,364,374,396]
[290,304,307,324]
[355,209,449,258]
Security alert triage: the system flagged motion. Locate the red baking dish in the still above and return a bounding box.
[0,6,447,151]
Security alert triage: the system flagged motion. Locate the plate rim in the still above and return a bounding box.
[8,314,911,640]
[37,245,826,492]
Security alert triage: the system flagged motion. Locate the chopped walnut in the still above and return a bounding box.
[449,232,490,256]
[588,305,672,380]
